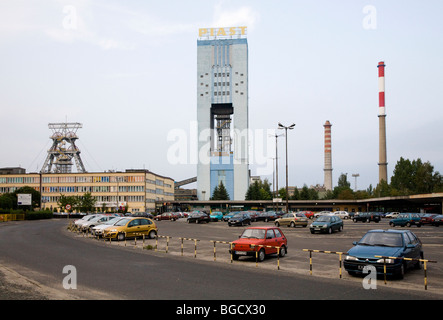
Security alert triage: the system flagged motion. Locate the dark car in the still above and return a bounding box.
[228,212,252,227]
[353,212,381,223]
[389,213,422,227]
[344,229,423,279]
[432,215,443,226]
[254,211,278,222]
[420,214,438,225]
[187,212,210,224]
[309,215,343,234]
[131,212,154,219]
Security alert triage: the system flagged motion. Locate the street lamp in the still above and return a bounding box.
[278,122,295,213]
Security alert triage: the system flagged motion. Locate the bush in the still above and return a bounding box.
[25,210,53,220]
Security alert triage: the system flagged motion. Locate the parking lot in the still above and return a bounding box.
[70,215,443,296]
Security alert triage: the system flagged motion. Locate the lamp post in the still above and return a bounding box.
[278,122,295,213]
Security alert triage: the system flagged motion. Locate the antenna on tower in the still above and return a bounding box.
[40,122,87,173]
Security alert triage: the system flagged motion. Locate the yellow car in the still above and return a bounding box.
[275,212,308,228]
[103,217,158,241]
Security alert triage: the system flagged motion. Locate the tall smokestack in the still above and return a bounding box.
[378,61,388,183]
[323,120,333,191]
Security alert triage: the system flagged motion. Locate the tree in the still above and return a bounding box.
[245,179,273,200]
[390,157,443,195]
[211,181,230,200]
[77,192,97,213]
[57,194,79,212]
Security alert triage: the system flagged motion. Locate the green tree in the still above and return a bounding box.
[77,192,97,213]
[245,179,273,200]
[57,194,79,212]
[390,157,443,195]
[211,181,230,200]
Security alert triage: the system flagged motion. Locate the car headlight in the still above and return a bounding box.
[345,255,359,261]
[376,258,395,264]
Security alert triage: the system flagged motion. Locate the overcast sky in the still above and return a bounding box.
[1,0,442,191]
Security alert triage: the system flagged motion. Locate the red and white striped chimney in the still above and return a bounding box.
[378,61,386,116]
[377,61,388,183]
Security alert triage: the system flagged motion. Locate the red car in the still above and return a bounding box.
[229,226,287,262]
[300,211,314,219]
[154,212,178,221]
[420,214,438,225]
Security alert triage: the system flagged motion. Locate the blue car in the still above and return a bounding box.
[344,229,423,279]
[389,213,422,228]
[210,211,224,221]
[222,211,239,222]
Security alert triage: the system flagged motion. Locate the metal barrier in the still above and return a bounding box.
[210,240,233,262]
[375,255,438,290]
[303,249,347,278]
[0,214,25,222]
[179,237,200,258]
[155,235,171,253]
[251,245,283,270]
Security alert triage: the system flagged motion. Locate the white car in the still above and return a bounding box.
[385,212,400,218]
[74,214,102,228]
[81,215,115,232]
[91,217,125,237]
[328,211,350,219]
[314,211,332,218]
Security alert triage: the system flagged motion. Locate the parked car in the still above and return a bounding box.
[229,226,288,262]
[209,211,224,222]
[329,211,350,219]
[385,212,400,218]
[187,212,210,224]
[222,211,238,222]
[420,214,438,225]
[313,211,332,218]
[299,211,314,219]
[275,213,308,228]
[389,213,422,227]
[91,217,125,237]
[353,212,381,223]
[344,229,423,279]
[102,217,157,241]
[254,211,279,222]
[130,212,154,219]
[74,214,103,229]
[81,215,115,232]
[246,211,260,221]
[228,212,252,227]
[155,212,178,221]
[432,215,443,226]
[310,215,343,234]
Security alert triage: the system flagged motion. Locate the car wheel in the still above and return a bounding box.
[275,222,280,227]
[339,225,343,232]
[290,222,295,228]
[258,249,266,262]
[279,246,286,257]
[117,233,125,241]
[148,230,156,239]
[353,218,357,223]
[397,263,405,279]
[328,227,332,234]
[417,223,422,228]
[389,222,394,227]
[406,222,411,227]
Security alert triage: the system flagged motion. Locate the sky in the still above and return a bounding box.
[1,0,442,192]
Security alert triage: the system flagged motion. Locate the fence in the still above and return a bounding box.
[0,214,25,222]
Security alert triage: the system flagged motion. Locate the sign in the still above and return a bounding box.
[17,194,32,206]
[273,198,282,203]
[65,204,72,210]
[198,26,247,39]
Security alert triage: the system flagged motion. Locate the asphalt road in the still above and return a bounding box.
[0,218,442,304]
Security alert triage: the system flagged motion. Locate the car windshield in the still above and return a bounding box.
[114,218,131,226]
[358,232,403,247]
[241,229,266,239]
[316,216,331,222]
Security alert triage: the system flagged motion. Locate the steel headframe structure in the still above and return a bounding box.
[40,122,86,173]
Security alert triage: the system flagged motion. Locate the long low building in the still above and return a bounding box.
[168,193,443,214]
[0,168,174,213]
